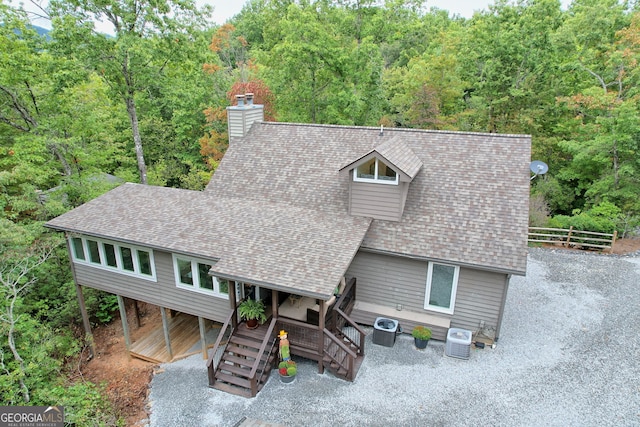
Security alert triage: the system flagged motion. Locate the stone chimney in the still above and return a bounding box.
[226,92,264,139]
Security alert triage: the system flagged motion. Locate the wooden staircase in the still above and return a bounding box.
[322,327,364,381]
[210,320,278,398]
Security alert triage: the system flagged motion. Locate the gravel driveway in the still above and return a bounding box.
[147,248,640,427]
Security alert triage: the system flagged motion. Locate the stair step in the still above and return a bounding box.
[216,372,252,389]
[218,362,252,377]
[211,381,252,398]
[224,354,257,367]
[226,344,260,359]
[230,335,263,348]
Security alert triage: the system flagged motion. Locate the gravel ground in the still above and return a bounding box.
[147,248,640,427]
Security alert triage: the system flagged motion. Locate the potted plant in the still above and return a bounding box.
[238,299,267,329]
[412,325,432,349]
[278,360,297,383]
[278,329,296,383]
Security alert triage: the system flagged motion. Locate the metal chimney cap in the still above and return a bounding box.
[236,94,245,106]
[245,93,254,106]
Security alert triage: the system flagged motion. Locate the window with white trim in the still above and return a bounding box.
[172,254,229,299]
[69,236,156,280]
[353,157,398,184]
[424,262,459,314]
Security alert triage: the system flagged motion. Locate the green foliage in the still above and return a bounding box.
[39,382,123,426]
[95,294,119,324]
[411,325,432,340]
[238,299,267,324]
[278,359,297,376]
[548,202,622,234]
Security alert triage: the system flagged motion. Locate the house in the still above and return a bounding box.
[45,94,530,397]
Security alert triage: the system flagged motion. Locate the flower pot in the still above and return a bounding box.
[279,373,296,384]
[246,319,259,329]
[414,337,429,349]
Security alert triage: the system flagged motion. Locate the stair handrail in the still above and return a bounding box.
[333,307,366,356]
[207,305,237,386]
[334,277,356,313]
[323,327,357,380]
[248,317,278,396]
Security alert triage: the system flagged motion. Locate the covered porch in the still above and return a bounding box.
[207,277,366,397]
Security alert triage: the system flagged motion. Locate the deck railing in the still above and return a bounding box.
[323,328,357,381]
[206,305,236,386]
[276,317,321,354]
[529,226,617,252]
[248,317,278,396]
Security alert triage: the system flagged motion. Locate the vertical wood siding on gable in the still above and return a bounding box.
[346,251,508,337]
[349,181,403,221]
[72,250,230,322]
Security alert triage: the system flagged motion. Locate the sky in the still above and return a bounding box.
[206,0,503,23]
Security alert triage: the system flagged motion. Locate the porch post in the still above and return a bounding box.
[318,300,326,374]
[160,307,173,360]
[271,289,278,318]
[229,281,238,328]
[117,295,131,356]
[198,316,208,360]
[75,283,96,358]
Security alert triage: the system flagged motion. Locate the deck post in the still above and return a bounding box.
[117,295,131,356]
[198,316,208,360]
[160,307,173,360]
[318,300,326,374]
[75,283,96,358]
[272,289,278,318]
[229,281,238,328]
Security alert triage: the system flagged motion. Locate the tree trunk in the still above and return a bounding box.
[125,95,148,185]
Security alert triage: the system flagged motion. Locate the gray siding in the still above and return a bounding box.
[227,106,264,138]
[346,251,508,339]
[452,268,506,335]
[349,181,403,221]
[73,250,231,322]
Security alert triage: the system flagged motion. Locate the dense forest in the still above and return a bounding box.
[1,0,639,423]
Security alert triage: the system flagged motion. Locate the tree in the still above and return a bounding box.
[0,221,57,403]
[49,0,212,185]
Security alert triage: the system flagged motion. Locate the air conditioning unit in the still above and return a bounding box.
[445,328,472,359]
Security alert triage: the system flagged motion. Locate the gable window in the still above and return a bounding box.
[424,262,459,314]
[353,157,398,184]
[69,236,156,281]
[172,255,228,299]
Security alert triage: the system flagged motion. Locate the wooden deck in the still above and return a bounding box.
[130,314,221,363]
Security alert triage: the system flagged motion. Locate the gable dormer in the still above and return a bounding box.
[340,136,423,221]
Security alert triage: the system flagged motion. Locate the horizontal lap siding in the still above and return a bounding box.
[350,182,402,221]
[73,250,230,322]
[347,251,508,337]
[346,251,427,312]
[451,269,506,334]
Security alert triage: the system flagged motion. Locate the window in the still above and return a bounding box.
[69,236,156,281]
[87,240,101,264]
[353,157,398,184]
[71,237,85,260]
[172,255,228,299]
[424,263,459,314]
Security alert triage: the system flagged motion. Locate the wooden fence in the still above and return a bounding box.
[528,226,618,252]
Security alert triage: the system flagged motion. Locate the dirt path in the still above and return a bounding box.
[79,303,161,426]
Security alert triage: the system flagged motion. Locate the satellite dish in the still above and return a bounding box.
[529,160,549,180]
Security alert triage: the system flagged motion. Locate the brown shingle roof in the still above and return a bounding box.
[45,183,371,297]
[208,123,530,274]
[47,122,530,299]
